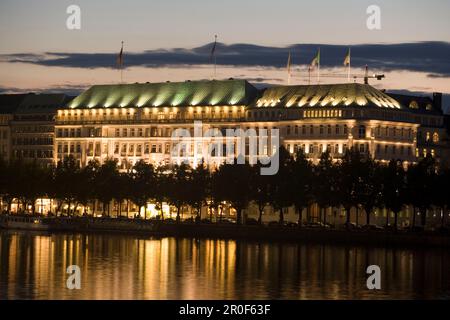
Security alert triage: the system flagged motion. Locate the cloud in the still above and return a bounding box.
[0,84,88,96]
[2,42,450,76]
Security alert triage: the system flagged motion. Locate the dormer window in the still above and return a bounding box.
[426,104,433,111]
[409,101,419,109]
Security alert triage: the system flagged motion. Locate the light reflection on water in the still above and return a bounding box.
[0,230,449,300]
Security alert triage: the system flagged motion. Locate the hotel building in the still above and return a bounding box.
[54,79,445,168]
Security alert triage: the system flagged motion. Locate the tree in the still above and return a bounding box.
[268,147,293,224]
[336,149,361,227]
[53,156,81,216]
[382,160,406,230]
[214,162,252,225]
[313,151,336,225]
[187,161,210,221]
[166,163,190,222]
[357,157,383,226]
[95,159,119,217]
[130,160,155,219]
[249,163,271,224]
[290,150,313,226]
[405,156,436,228]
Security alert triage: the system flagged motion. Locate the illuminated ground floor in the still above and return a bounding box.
[1,198,448,229]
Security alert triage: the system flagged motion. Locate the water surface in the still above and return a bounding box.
[0,230,449,299]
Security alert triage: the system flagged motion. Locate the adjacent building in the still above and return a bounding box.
[10,94,73,166]
[0,94,28,161]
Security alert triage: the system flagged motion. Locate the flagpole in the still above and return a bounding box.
[213,35,217,79]
[287,51,291,85]
[317,63,320,84]
[317,48,320,84]
[308,66,311,85]
[120,41,124,84]
[347,48,351,82]
[348,64,351,83]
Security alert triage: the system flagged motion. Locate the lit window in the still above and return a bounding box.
[432,132,439,143]
[409,101,419,109]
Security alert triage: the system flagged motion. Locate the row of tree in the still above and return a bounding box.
[0,148,449,229]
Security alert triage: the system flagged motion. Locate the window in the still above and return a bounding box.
[115,129,120,137]
[433,132,439,143]
[409,101,419,109]
[426,132,430,142]
[359,144,365,153]
[335,125,340,135]
[327,125,331,135]
[319,125,324,135]
[309,125,314,134]
[358,125,366,139]
[343,125,348,135]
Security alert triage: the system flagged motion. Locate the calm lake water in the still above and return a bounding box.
[0,230,449,300]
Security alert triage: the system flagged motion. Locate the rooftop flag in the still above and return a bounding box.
[210,35,217,62]
[344,48,351,82]
[117,41,124,68]
[210,35,218,79]
[310,48,320,69]
[343,48,351,66]
[287,51,292,84]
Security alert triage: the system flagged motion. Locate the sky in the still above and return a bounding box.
[0,0,449,110]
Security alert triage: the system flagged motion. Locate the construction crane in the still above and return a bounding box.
[297,65,385,85]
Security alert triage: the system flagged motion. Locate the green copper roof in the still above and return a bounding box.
[67,79,258,109]
[255,83,402,109]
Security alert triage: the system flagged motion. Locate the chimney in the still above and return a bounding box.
[433,92,442,111]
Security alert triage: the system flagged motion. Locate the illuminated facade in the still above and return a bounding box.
[54,80,446,168]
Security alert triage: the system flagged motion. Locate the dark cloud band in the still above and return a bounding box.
[1,41,450,76]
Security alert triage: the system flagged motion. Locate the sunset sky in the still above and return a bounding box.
[0,0,449,111]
